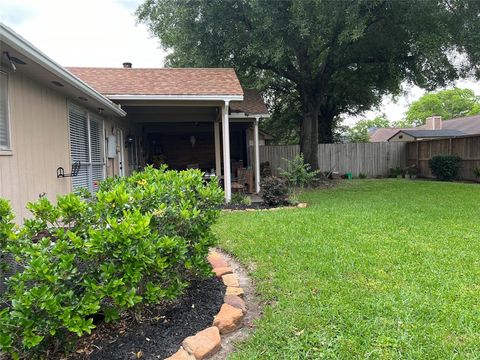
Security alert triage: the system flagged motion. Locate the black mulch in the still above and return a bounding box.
[222,202,271,211]
[71,277,225,360]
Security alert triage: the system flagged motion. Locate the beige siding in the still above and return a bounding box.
[0,69,137,222]
[0,68,71,221]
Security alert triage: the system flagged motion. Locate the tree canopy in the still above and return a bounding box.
[137,0,480,168]
[399,88,480,127]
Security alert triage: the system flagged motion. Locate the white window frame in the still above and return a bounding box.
[68,102,106,193]
[0,70,12,155]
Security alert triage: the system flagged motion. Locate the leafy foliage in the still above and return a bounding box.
[473,166,480,179]
[261,177,289,207]
[398,88,480,127]
[347,116,390,143]
[279,154,320,189]
[0,167,223,358]
[429,155,462,181]
[230,193,252,206]
[137,0,480,167]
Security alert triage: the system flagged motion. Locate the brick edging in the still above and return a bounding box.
[165,251,247,360]
[222,202,308,213]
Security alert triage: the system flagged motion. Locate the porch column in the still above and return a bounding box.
[221,101,231,202]
[254,116,261,193]
[214,121,221,177]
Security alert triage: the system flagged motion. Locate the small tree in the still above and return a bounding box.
[279,154,320,201]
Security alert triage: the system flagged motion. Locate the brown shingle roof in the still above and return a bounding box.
[418,114,480,135]
[230,89,269,115]
[67,67,243,96]
[371,115,480,141]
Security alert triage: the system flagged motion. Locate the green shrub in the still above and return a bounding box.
[261,176,289,207]
[388,167,404,178]
[473,166,480,180]
[279,154,320,188]
[428,155,462,181]
[0,166,223,358]
[230,193,251,206]
[358,173,367,179]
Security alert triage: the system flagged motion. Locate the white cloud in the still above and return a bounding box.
[0,0,167,67]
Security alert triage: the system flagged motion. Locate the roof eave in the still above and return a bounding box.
[107,94,244,102]
[0,23,126,117]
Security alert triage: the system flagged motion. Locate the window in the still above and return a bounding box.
[0,71,10,151]
[68,103,105,192]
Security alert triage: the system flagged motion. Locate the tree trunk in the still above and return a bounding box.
[299,93,320,170]
[318,112,335,143]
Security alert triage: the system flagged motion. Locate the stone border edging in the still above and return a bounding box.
[222,202,308,213]
[165,251,249,360]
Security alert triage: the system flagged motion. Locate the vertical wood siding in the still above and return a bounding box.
[406,135,480,180]
[260,142,407,176]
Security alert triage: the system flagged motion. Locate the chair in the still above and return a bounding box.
[232,168,248,193]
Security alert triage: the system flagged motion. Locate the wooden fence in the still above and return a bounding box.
[406,135,480,180]
[260,142,407,177]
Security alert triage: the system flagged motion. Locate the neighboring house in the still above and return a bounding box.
[0,23,269,220]
[388,129,466,142]
[370,115,480,142]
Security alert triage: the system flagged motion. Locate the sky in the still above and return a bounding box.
[1,0,479,126]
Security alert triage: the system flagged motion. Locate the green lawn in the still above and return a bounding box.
[214,180,480,359]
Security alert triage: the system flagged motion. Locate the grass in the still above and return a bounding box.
[213,180,480,359]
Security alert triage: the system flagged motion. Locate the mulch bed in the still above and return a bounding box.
[221,203,271,211]
[69,277,225,360]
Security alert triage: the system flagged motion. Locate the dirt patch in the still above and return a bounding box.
[70,277,225,360]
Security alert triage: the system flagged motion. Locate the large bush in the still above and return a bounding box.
[428,155,462,181]
[0,166,223,358]
[261,176,289,207]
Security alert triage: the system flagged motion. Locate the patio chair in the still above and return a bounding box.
[232,168,248,193]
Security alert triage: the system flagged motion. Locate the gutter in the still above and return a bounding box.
[107,94,244,102]
[0,22,126,117]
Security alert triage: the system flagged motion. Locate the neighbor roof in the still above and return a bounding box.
[370,128,415,142]
[67,67,244,97]
[230,89,269,115]
[371,115,480,142]
[418,114,480,135]
[388,129,465,141]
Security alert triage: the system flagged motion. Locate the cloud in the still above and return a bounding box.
[1,0,166,67]
[0,3,35,25]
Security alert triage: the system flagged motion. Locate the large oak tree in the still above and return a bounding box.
[137,0,480,169]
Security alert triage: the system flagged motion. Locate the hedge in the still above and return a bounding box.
[0,166,223,358]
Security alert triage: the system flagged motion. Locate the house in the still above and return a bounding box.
[0,23,269,220]
[387,129,466,142]
[370,115,480,142]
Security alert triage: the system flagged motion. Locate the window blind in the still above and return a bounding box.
[68,103,105,192]
[0,72,10,150]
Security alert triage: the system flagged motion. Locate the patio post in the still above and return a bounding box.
[254,116,261,193]
[214,120,221,177]
[222,101,232,202]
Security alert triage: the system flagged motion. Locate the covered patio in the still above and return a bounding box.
[69,67,269,202]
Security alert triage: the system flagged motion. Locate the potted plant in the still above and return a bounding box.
[473,166,480,183]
